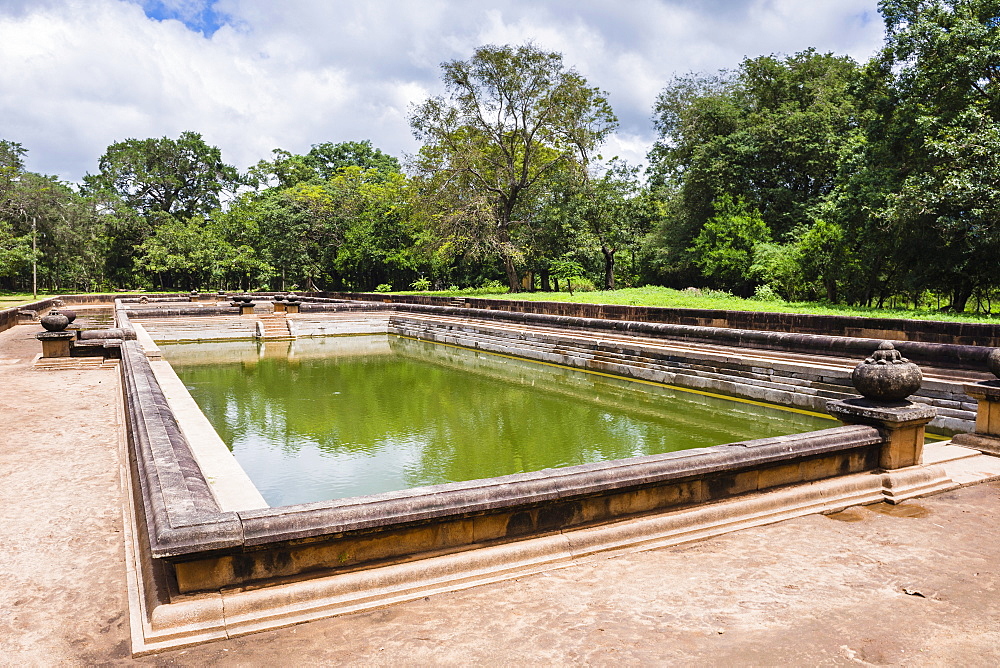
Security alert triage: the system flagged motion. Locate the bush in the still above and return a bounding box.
[751,284,782,302]
[374,283,392,293]
[410,277,432,291]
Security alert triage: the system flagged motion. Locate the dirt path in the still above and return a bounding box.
[2,321,1000,666]
[0,325,128,664]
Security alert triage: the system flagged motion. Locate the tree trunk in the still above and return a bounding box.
[502,253,520,292]
[540,268,551,292]
[602,246,615,291]
[950,283,973,313]
[825,278,837,303]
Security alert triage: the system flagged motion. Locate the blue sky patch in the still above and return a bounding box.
[137,1,226,37]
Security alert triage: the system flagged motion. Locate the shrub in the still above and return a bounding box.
[410,277,432,291]
[751,284,782,302]
[374,283,393,293]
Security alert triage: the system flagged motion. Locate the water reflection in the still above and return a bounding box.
[162,335,832,507]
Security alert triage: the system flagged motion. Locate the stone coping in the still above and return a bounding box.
[120,336,885,562]
[149,358,267,512]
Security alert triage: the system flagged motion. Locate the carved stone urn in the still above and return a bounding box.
[851,341,922,402]
[988,348,1000,379]
[60,309,77,324]
[40,310,70,332]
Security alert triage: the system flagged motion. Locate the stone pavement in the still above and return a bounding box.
[2,322,1000,666]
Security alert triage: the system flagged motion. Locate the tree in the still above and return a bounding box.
[83,131,240,220]
[410,43,618,291]
[305,140,401,180]
[576,160,653,290]
[0,219,31,280]
[249,140,402,189]
[0,141,105,292]
[81,132,240,284]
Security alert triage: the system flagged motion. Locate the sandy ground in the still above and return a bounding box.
[2,321,1000,666]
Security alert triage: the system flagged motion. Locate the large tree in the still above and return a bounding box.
[410,43,618,291]
[83,131,240,219]
[81,131,240,284]
[838,0,1000,311]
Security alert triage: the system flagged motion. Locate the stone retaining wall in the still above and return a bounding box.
[321,292,1000,348]
[387,312,975,434]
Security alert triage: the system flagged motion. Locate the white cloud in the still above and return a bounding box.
[0,0,885,183]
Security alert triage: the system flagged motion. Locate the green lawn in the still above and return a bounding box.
[0,294,38,308]
[393,285,1000,324]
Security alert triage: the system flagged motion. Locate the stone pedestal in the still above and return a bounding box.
[36,331,75,358]
[951,381,1000,455]
[238,302,256,316]
[273,301,286,313]
[285,301,300,314]
[827,398,937,469]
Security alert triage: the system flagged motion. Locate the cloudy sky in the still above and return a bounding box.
[0,0,886,183]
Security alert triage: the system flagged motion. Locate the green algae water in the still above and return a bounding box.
[161,336,833,507]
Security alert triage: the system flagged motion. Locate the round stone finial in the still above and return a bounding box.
[987,348,1000,379]
[851,342,922,402]
[40,310,70,332]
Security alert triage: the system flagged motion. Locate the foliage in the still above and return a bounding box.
[835,0,1000,311]
[648,49,862,287]
[751,284,783,302]
[82,131,240,220]
[0,219,32,278]
[249,140,402,188]
[689,195,770,294]
[0,141,106,291]
[374,283,392,292]
[549,257,587,294]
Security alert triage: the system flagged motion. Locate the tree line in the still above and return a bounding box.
[1,0,997,311]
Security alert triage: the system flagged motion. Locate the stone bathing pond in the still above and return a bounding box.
[9,292,1000,654]
[161,336,831,507]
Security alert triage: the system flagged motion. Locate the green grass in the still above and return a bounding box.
[393,285,1000,324]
